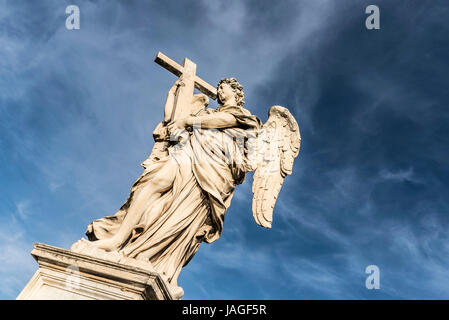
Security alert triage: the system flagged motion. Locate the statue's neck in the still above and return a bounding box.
[220,102,238,109]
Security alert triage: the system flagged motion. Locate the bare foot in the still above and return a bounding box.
[89,238,121,252]
[70,238,122,262]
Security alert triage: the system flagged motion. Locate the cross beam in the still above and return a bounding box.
[154,52,217,100]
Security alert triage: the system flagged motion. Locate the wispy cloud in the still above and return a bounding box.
[15,200,31,221]
[1,0,449,300]
[0,216,36,299]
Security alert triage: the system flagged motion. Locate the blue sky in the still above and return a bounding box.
[1,0,449,299]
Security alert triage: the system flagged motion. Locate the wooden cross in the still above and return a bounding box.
[154,52,217,122]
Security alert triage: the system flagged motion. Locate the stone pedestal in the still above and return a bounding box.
[17,243,174,300]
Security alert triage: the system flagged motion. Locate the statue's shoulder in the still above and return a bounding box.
[240,106,254,116]
[216,105,251,115]
[217,105,262,129]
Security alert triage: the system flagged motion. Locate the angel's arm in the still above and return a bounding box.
[185,112,238,129]
[163,80,183,123]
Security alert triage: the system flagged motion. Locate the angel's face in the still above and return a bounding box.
[218,83,235,104]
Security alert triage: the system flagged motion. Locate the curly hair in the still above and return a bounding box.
[217,77,245,107]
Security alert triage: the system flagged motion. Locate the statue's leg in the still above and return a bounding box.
[90,159,178,251]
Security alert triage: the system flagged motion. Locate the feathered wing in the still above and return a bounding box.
[251,106,301,228]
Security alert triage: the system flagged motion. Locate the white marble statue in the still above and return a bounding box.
[71,52,301,299]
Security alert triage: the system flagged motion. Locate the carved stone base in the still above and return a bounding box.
[17,243,174,300]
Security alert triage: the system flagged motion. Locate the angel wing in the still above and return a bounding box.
[251,105,301,228]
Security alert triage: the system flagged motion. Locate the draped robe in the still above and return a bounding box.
[85,105,262,286]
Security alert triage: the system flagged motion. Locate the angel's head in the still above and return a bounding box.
[217,78,245,107]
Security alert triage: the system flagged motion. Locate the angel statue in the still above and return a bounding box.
[71,54,301,299]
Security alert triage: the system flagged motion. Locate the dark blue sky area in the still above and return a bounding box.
[1,0,448,299]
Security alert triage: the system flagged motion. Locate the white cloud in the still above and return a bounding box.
[0,218,36,299]
[15,200,31,221]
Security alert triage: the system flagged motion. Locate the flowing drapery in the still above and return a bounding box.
[85,106,262,285]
